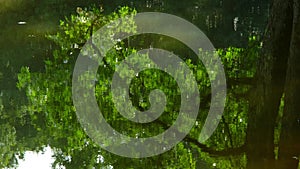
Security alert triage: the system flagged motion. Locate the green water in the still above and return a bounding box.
[0,0,273,168]
[0,0,267,93]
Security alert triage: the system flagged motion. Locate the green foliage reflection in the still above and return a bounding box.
[16,6,260,169]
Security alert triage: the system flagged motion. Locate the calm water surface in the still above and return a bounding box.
[0,0,274,168]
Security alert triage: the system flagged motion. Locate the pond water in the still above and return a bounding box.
[0,0,276,168]
[0,0,267,104]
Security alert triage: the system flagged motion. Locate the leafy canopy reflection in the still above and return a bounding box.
[17,6,259,169]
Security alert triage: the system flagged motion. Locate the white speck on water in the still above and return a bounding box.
[18,21,27,25]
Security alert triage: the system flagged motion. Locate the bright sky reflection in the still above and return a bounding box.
[17,146,54,169]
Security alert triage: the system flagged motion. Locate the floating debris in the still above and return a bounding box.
[17,21,27,25]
